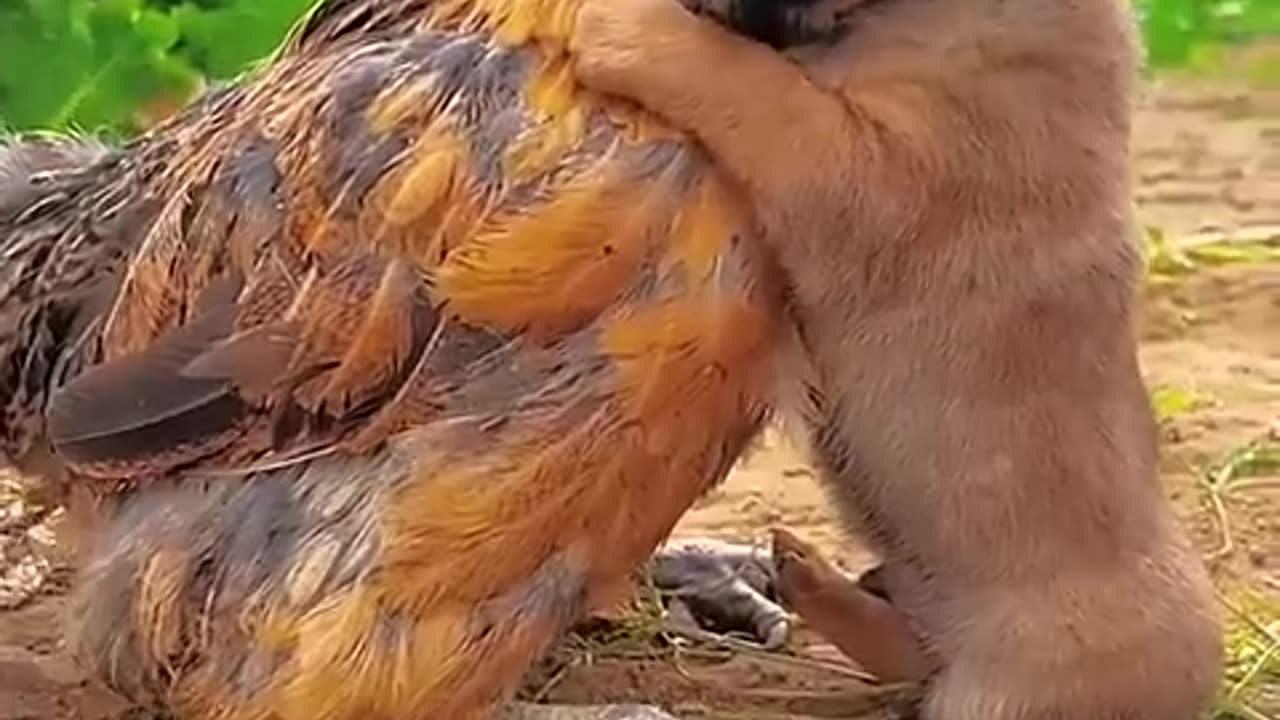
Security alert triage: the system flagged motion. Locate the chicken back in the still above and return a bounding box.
[0,1,789,718]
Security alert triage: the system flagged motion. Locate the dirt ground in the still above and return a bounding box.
[1,63,1277,720]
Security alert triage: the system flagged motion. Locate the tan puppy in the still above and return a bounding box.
[568,0,1224,717]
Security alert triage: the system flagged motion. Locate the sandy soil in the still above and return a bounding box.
[1,67,1277,720]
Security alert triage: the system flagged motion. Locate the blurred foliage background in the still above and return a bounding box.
[0,0,315,134]
[0,0,1277,137]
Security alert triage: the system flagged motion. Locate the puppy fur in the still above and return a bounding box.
[567,0,1224,717]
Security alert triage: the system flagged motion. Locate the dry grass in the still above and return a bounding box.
[1197,435,1280,720]
[1144,228,1280,719]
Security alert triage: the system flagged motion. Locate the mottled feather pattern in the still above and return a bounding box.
[0,136,144,477]
[48,25,771,477]
[0,1,807,718]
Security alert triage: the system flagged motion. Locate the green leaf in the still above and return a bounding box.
[173,0,319,79]
[1145,226,1198,276]
[1186,241,1280,267]
[1150,384,1204,423]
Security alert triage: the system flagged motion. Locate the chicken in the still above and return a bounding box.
[0,2,867,719]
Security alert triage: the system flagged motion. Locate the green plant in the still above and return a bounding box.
[0,0,315,136]
[1212,588,1280,720]
[1139,0,1280,69]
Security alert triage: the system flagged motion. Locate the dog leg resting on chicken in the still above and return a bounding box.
[569,0,1224,718]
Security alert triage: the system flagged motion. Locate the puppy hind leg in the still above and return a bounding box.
[771,528,934,685]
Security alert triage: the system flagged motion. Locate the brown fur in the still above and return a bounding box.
[567,0,1225,717]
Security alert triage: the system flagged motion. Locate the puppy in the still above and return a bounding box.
[567,0,1224,717]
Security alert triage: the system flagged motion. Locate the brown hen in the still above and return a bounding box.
[0,1,862,719]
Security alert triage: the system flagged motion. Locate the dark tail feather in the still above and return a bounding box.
[46,276,250,478]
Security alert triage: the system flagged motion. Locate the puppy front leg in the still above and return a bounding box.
[569,0,864,226]
[772,529,933,684]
